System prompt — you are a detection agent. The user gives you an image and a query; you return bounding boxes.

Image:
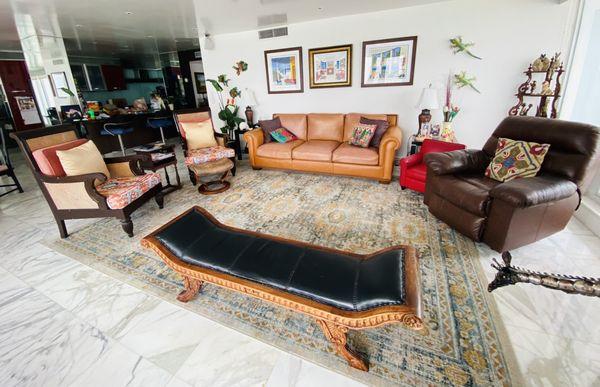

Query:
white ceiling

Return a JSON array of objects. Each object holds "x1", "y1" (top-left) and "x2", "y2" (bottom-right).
[{"x1": 0, "y1": 0, "x2": 447, "y2": 59}]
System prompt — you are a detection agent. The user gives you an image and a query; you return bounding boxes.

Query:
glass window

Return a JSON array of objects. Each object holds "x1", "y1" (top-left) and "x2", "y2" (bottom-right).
[
  {"x1": 70, "y1": 64, "x2": 89, "y2": 91},
  {"x1": 85, "y1": 65, "x2": 105, "y2": 90}
]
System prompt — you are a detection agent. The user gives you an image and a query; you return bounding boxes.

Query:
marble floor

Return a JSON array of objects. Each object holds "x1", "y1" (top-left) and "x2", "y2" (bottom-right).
[{"x1": 0, "y1": 148, "x2": 599, "y2": 387}]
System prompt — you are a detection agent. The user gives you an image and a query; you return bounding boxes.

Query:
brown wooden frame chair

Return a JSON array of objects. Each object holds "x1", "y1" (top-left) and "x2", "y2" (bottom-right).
[
  {"x1": 173, "y1": 110, "x2": 236, "y2": 185},
  {"x1": 11, "y1": 124, "x2": 164, "y2": 238},
  {"x1": 0, "y1": 126, "x2": 23, "y2": 197}
]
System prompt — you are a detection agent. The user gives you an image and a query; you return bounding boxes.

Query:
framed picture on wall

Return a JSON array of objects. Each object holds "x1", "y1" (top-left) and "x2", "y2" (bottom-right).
[
  {"x1": 308, "y1": 44, "x2": 352, "y2": 88},
  {"x1": 264, "y1": 47, "x2": 304, "y2": 94},
  {"x1": 361, "y1": 36, "x2": 417, "y2": 87}
]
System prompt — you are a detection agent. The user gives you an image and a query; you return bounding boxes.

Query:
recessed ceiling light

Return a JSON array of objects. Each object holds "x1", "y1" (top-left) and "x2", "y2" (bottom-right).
[
  {"x1": 146, "y1": 35, "x2": 153, "y2": 38},
  {"x1": 125, "y1": 11, "x2": 133, "y2": 15},
  {"x1": 92, "y1": 41, "x2": 98, "y2": 44},
  {"x1": 75, "y1": 24, "x2": 83, "y2": 28},
  {"x1": 317, "y1": 7, "x2": 323, "y2": 11},
  {"x1": 174, "y1": 39, "x2": 179, "y2": 42}
]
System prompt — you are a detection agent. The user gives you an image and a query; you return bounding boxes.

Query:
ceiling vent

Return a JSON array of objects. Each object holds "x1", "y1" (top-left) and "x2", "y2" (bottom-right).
[{"x1": 258, "y1": 26, "x2": 288, "y2": 39}]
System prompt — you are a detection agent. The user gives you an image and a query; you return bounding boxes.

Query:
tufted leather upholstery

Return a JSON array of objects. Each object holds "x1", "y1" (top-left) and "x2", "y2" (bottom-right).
[
  {"x1": 425, "y1": 116, "x2": 599, "y2": 252},
  {"x1": 154, "y1": 208, "x2": 407, "y2": 312}
]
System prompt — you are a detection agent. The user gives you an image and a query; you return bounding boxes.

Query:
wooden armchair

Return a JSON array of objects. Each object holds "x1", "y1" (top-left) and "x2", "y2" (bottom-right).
[
  {"x1": 12, "y1": 125, "x2": 164, "y2": 238},
  {"x1": 174, "y1": 110, "x2": 236, "y2": 185}
]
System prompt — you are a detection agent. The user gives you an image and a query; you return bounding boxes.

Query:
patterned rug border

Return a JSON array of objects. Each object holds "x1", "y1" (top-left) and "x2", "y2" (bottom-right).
[{"x1": 44, "y1": 228, "x2": 523, "y2": 386}]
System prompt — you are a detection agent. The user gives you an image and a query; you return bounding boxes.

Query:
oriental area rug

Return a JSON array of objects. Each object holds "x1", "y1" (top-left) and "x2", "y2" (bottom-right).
[{"x1": 47, "y1": 163, "x2": 520, "y2": 386}]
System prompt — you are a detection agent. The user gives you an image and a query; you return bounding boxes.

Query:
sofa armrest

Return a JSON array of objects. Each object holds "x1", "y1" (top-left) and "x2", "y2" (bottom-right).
[
  {"x1": 400, "y1": 153, "x2": 423, "y2": 169},
  {"x1": 38, "y1": 172, "x2": 109, "y2": 210},
  {"x1": 489, "y1": 175, "x2": 578, "y2": 208},
  {"x1": 243, "y1": 128, "x2": 264, "y2": 165},
  {"x1": 378, "y1": 126, "x2": 402, "y2": 154},
  {"x1": 424, "y1": 149, "x2": 489, "y2": 176},
  {"x1": 104, "y1": 155, "x2": 146, "y2": 176}
]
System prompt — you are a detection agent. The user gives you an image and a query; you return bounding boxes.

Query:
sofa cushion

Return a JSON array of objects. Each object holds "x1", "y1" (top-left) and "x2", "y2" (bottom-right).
[
  {"x1": 332, "y1": 143, "x2": 379, "y2": 166},
  {"x1": 258, "y1": 117, "x2": 282, "y2": 144},
  {"x1": 349, "y1": 123, "x2": 377, "y2": 147},
  {"x1": 344, "y1": 113, "x2": 388, "y2": 141},
  {"x1": 292, "y1": 140, "x2": 340, "y2": 162},
  {"x1": 307, "y1": 114, "x2": 344, "y2": 141},
  {"x1": 55, "y1": 140, "x2": 111, "y2": 186},
  {"x1": 180, "y1": 121, "x2": 218, "y2": 150},
  {"x1": 32, "y1": 138, "x2": 88, "y2": 177},
  {"x1": 96, "y1": 173, "x2": 161, "y2": 209},
  {"x1": 185, "y1": 146, "x2": 235, "y2": 165},
  {"x1": 360, "y1": 116, "x2": 390, "y2": 147},
  {"x1": 257, "y1": 140, "x2": 304, "y2": 159},
  {"x1": 428, "y1": 173, "x2": 499, "y2": 216},
  {"x1": 274, "y1": 114, "x2": 307, "y2": 140},
  {"x1": 270, "y1": 127, "x2": 298, "y2": 143},
  {"x1": 485, "y1": 137, "x2": 550, "y2": 182}
]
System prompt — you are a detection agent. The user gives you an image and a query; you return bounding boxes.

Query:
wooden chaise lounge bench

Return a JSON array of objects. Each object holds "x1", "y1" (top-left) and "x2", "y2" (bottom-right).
[{"x1": 141, "y1": 207, "x2": 423, "y2": 371}]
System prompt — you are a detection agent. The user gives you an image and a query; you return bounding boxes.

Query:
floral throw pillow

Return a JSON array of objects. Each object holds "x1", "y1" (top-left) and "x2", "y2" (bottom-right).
[
  {"x1": 485, "y1": 137, "x2": 550, "y2": 182},
  {"x1": 349, "y1": 124, "x2": 377, "y2": 148},
  {"x1": 270, "y1": 128, "x2": 298, "y2": 143}
]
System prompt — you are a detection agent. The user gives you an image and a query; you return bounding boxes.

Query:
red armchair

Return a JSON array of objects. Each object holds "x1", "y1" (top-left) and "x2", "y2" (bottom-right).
[{"x1": 400, "y1": 139, "x2": 465, "y2": 193}]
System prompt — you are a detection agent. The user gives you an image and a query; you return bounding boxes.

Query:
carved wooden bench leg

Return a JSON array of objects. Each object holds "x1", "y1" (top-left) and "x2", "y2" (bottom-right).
[
  {"x1": 177, "y1": 276, "x2": 204, "y2": 302},
  {"x1": 316, "y1": 319, "x2": 368, "y2": 372}
]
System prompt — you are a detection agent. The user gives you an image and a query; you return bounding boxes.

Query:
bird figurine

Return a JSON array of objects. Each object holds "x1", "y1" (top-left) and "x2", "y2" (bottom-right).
[
  {"x1": 449, "y1": 36, "x2": 482, "y2": 60},
  {"x1": 232, "y1": 60, "x2": 248, "y2": 76},
  {"x1": 454, "y1": 71, "x2": 481, "y2": 93}
]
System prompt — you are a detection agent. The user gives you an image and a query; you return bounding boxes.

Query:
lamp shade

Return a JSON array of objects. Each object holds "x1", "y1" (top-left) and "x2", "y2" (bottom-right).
[
  {"x1": 243, "y1": 88, "x2": 257, "y2": 106},
  {"x1": 416, "y1": 87, "x2": 440, "y2": 110}
]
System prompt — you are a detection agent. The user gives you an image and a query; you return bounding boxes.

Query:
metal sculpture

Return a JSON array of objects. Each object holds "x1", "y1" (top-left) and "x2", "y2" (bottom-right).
[{"x1": 488, "y1": 252, "x2": 600, "y2": 297}]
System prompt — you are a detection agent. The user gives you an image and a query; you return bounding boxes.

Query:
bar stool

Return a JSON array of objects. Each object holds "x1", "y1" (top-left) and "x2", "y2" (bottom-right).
[
  {"x1": 147, "y1": 117, "x2": 174, "y2": 144},
  {"x1": 0, "y1": 125, "x2": 23, "y2": 197},
  {"x1": 101, "y1": 122, "x2": 134, "y2": 156}
]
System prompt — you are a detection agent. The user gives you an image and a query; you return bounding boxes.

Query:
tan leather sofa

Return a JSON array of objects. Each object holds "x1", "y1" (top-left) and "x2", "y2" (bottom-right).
[{"x1": 244, "y1": 113, "x2": 402, "y2": 183}]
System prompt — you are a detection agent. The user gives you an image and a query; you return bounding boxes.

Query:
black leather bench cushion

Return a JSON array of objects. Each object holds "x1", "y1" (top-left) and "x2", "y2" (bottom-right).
[{"x1": 155, "y1": 209, "x2": 406, "y2": 312}]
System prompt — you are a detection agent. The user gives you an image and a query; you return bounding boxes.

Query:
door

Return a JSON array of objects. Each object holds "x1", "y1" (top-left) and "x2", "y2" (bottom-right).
[{"x1": 0, "y1": 60, "x2": 43, "y2": 131}]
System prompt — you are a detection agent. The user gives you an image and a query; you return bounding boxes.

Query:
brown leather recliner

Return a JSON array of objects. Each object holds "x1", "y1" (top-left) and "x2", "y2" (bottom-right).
[{"x1": 424, "y1": 116, "x2": 599, "y2": 252}]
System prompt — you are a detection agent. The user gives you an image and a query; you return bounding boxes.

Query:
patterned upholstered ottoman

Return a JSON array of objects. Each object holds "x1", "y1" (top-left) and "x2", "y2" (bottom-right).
[{"x1": 188, "y1": 158, "x2": 234, "y2": 194}]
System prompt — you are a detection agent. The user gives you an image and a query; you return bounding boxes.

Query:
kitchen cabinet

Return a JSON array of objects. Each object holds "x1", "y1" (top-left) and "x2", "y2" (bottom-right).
[
  {"x1": 85, "y1": 65, "x2": 105, "y2": 91},
  {"x1": 101, "y1": 65, "x2": 126, "y2": 90}
]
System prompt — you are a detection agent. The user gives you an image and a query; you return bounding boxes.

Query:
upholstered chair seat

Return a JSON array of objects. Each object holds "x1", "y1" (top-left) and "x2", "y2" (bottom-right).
[
  {"x1": 184, "y1": 146, "x2": 235, "y2": 166},
  {"x1": 97, "y1": 173, "x2": 162, "y2": 209}
]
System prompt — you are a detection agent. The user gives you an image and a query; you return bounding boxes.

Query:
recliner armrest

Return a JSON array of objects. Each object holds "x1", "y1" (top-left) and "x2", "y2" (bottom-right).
[
  {"x1": 424, "y1": 149, "x2": 489, "y2": 175},
  {"x1": 400, "y1": 153, "x2": 423, "y2": 169},
  {"x1": 489, "y1": 175, "x2": 578, "y2": 208}
]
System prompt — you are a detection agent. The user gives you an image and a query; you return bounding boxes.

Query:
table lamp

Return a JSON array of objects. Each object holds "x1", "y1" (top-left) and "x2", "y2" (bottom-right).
[
  {"x1": 243, "y1": 89, "x2": 257, "y2": 128},
  {"x1": 416, "y1": 85, "x2": 439, "y2": 136}
]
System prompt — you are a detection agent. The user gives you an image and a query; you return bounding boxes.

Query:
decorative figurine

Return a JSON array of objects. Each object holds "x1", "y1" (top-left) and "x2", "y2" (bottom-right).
[
  {"x1": 532, "y1": 54, "x2": 551, "y2": 71},
  {"x1": 540, "y1": 81, "x2": 553, "y2": 96},
  {"x1": 454, "y1": 71, "x2": 481, "y2": 93},
  {"x1": 232, "y1": 60, "x2": 248, "y2": 76},
  {"x1": 519, "y1": 103, "x2": 533, "y2": 116},
  {"x1": 449, "y1": 36, "x2": 482, "y2": 60},
  {"x1": 529, "y1": 80, "x2": 537, "y2": 94},
  {"x1": 549, "y1": 52, "x2": 561, "y2": 73}
]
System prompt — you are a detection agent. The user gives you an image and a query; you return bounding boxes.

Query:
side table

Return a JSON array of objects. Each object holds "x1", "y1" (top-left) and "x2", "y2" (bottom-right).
[
  {"x1": 134, "y1": 143, "x2": 181, "y2": 195},
  {"x1": 233, "y1": 128, "x2": 250, "y2": 160}
]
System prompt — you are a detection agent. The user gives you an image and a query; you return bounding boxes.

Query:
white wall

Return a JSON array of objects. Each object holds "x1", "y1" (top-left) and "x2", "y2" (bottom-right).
[{"x1": 199, "y1": 0, "x2": 578, "y2": 151}]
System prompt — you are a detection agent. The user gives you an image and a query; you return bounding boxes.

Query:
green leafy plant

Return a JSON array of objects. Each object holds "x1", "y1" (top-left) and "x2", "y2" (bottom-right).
[
  {"x1": 207, "y1": 74, "x2": 245, "y2": 135},
  {"x1": 60, "y1": 87, "x2": 75, "y2": 97}
]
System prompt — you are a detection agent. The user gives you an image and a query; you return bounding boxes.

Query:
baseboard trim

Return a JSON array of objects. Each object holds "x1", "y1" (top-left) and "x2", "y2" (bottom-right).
[{"x1": 575, "y1": 196, "x2": 600, "y2": 237}]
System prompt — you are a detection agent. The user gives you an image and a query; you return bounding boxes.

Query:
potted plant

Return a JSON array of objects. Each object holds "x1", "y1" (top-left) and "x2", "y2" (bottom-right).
[{"x1": 207, "y1": 74, "x2": 245, "y2": 140}]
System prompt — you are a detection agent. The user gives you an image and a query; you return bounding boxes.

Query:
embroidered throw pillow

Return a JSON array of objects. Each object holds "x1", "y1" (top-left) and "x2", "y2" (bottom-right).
[
  {"x1": 485, "y1": 137, "x2": 550, "y2": 182},
  {"x1": 258, "y1": 117, "x2": 283, "y2": 143},
  {"x1": 349, "y1": 124, "x2": 377, "y2": 148},
  {"x1": 270, "y1": 128, "x2": 298, "y2": 143},
  {"x1": 360, "y1": 117, "x2": 389, "y2": 147}
]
